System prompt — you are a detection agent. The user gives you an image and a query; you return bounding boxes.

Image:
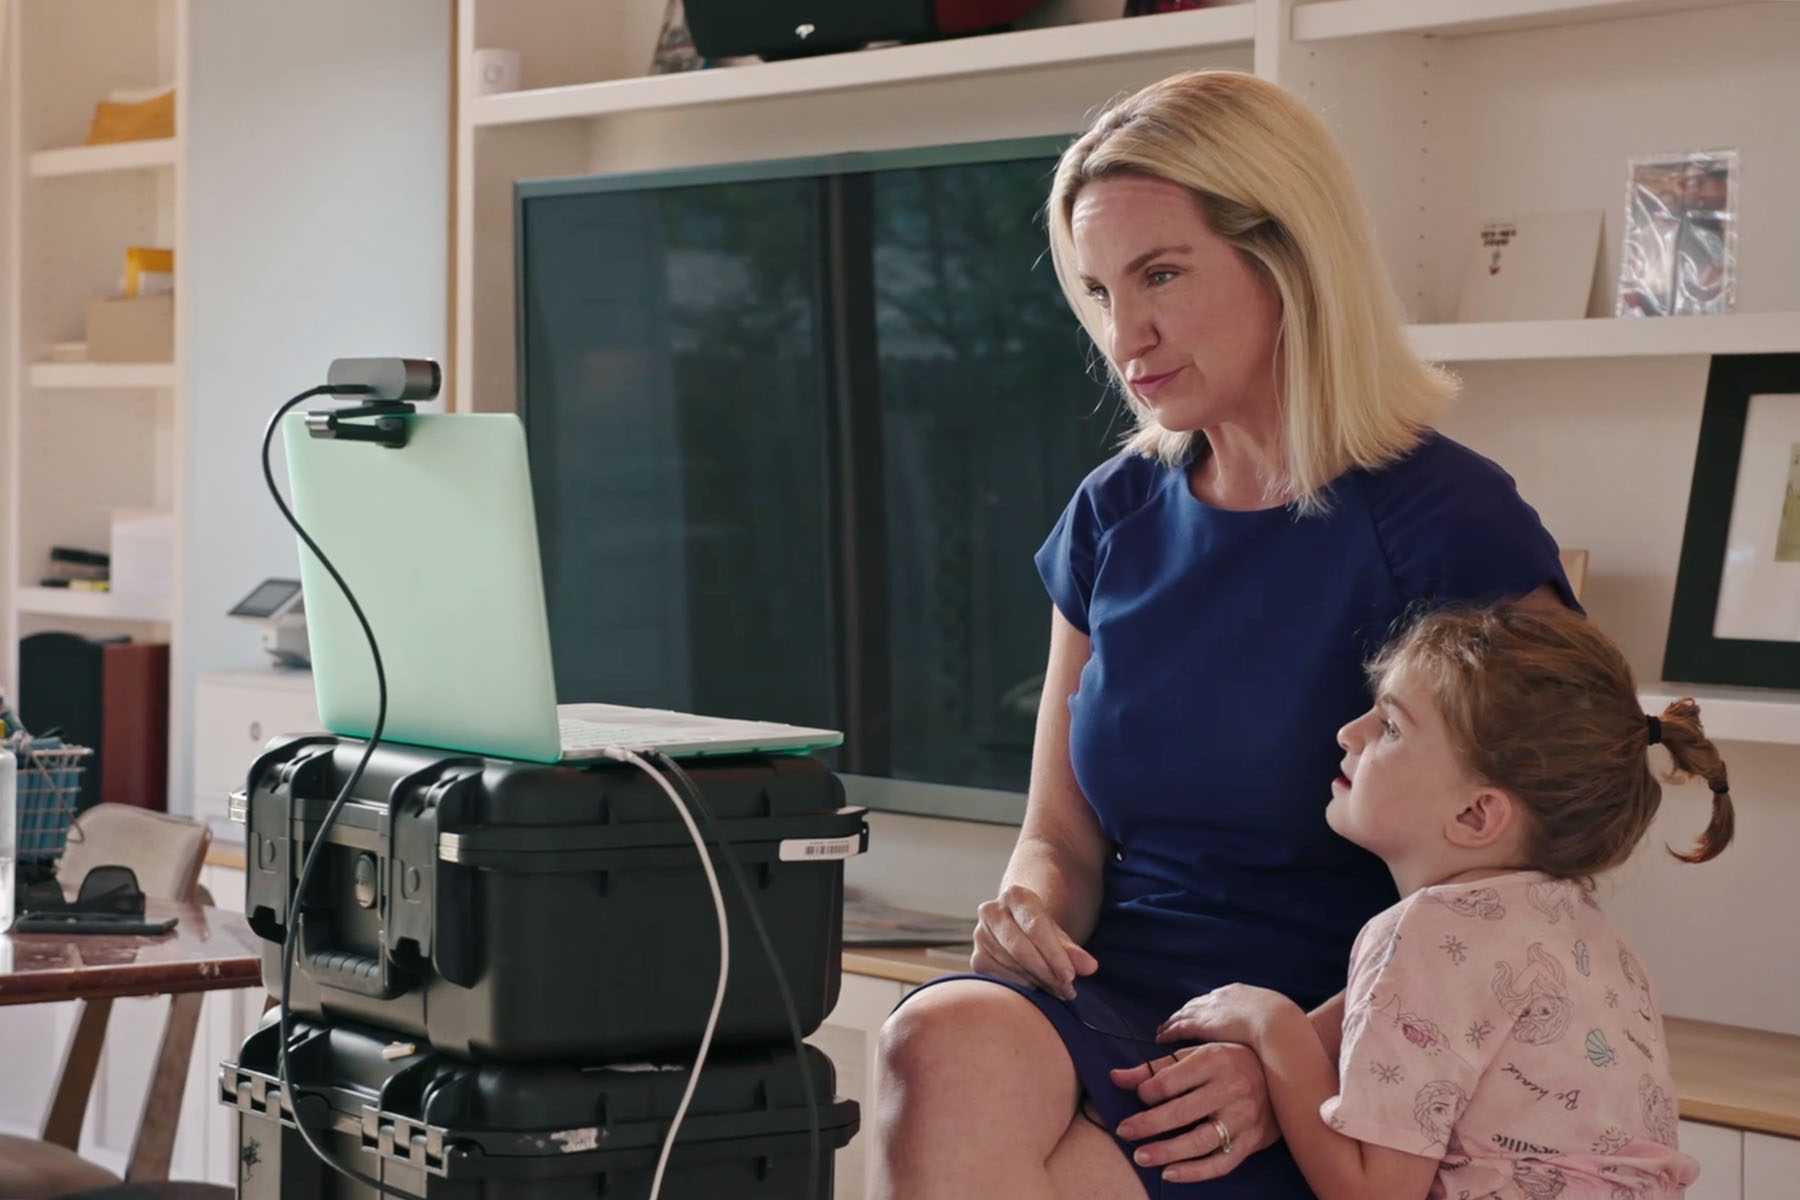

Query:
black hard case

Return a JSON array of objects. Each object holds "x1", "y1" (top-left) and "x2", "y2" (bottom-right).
[
  {"x1": 220, "y1": 1014, "x2": 858, "y2": 1199},
  {"x1": 240, "y1": 737, "x2": 865, "y2": 1061}
]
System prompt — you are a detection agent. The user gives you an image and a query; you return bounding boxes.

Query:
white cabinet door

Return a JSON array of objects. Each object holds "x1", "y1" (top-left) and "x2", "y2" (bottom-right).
[
  {"x1": 1744, "y1": 1131, "x2": 1800, "y2": 1200},
  {"x1": 811, "y1": 973, "x2": 907, "y2": 1200},
  {"x1": 1682, "y1": 1120, "x2": 1745, "y2": 1200},
  {"x1": 192, "y1": 674, "x2": 321, "y2": 825}
]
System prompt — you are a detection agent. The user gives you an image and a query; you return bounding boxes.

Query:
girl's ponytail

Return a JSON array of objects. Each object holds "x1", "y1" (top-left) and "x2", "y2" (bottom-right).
[{"x1": 1653, "y1": 698, "x2": 1735, "y2": 864}]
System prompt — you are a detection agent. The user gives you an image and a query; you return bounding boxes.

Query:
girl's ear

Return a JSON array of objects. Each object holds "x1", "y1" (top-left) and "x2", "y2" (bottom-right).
[{"x1": 1447, "y1": 787, "x2": 1519, "y2": 851}]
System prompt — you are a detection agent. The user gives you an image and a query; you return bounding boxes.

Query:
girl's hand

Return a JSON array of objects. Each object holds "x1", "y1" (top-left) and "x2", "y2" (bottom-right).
[
  {"x1": 1156, "y1": 984, "x2": 1302, "y2": 1049},
  {"x1": 1110, "y1": 1042, "x2": 1277, "y2": 1183},
  {"x1": 970, "y1": 884, "x2": 1099, "y2": 1001}
]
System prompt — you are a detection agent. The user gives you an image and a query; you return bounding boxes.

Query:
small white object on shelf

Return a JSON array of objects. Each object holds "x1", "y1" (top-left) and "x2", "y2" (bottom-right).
[
  {"x1": 1638, "y1": 683, "x2": 1800, "y2": 747},
  {"x1": 108, "y1": 508, "x2": 176, "y2": 599},
  {"x1": 1455, "y1": 211, "x2": 1603, "y2": 324},
  {"x1": 28, "y1": 137, "x2": 179, "y2": 178}
]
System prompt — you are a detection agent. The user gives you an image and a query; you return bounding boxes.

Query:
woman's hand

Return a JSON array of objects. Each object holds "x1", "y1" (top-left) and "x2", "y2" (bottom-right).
[
  {"x1": 970, "y1": 883, "x2": 1099, "y2": 1001},
  {"x1": 1157, "y1": 983, "x2": 1303, "y2": 1049},
  {"x1": 1109, "y1": 1041, "x2": 1277, "y2": 1184}
]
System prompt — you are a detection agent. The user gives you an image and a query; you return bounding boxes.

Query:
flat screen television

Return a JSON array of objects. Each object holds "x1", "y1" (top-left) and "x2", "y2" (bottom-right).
[{"x1": 515, "y1": 137, "x2": 1123, "y2": 823}]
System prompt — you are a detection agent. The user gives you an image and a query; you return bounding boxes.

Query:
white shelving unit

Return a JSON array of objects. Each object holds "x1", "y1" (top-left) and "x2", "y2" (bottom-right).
[
  {"x1": 28, "y1": 361, "x2": 177, "y2": 389},
  {"x1": 456, "y1": 0, "x2": 1800, "y2": 415},
  {"x1": 1408, "y1": 312, "x2": 1800, "y2": 362},
  {"x1": 471, "y1": 5, "x2": 1255, "y2": 128},
  {"x1": 13, "y1": 584, "x2": 172, "y2": 623},
  {"x1": 2, "y1": 0, "x2": 185, "y2": 693},
  {"x1": 1291, "y1": 0, "x2": 1750, "y2": 41},
  {"x1": 28, "y1": 135, "x2": 178, "y2": 178}
]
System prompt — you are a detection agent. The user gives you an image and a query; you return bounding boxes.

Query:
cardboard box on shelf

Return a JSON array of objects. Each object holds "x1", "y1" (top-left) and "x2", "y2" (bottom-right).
[
  {"x1": 85, "y1": 292, "x2": 172, "y2": 363},
  {"x1": 84, "y1": 87, "x2": 176, "y2": 145}
]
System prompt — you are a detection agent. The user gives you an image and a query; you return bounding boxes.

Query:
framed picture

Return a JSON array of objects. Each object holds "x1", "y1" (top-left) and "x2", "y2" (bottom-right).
[
  {"x1": 1616, "y1": 149, "x2": 1738, "y2": 318},
  {"x1": 1664, "y1": 353, "x2": 1800, "y2": 689}
]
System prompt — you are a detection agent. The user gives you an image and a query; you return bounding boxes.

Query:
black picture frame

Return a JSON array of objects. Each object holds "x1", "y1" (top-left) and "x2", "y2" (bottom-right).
[{"x1": 1663, "y1": 352, "x2": 1800, "y2": 689}]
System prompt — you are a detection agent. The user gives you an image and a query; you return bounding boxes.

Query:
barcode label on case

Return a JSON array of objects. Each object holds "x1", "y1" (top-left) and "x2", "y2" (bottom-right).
[{"x1": 778, "y1": 835, "x2": 861, "y2": 862}]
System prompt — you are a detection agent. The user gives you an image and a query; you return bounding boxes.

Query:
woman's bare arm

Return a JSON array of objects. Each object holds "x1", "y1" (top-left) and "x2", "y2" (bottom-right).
[
  {"x1": 970, "y1": 607, "x2": 1112, "y2": 997},
  {"x1": 1002, "y1": 606, "x2": 1110, "y2": 942}
]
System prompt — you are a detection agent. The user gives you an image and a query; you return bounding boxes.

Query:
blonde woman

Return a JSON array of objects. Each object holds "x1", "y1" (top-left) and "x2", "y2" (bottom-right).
[{"x1": 873, "y1": 71, "x2": 1577, "y2": 1200}]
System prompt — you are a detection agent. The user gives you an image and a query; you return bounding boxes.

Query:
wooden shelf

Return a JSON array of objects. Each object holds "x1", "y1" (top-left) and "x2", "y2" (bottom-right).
[
  {"x1": 28, "y1": 138, "x2": 179, "y2": 178},
  {"x1": 1406, "y1": 313, "x2": 1800, "y2": 362},
  {"x1": 14, "y1": 586, "x2": 171, "y2": 623},
  {"x1": 471, "y1": 5, "x2": 1254, "y2": 128},
  {"x1": 1638, "y1": 683, "x2": 1800, "y2": 747},
  {"x1": 1292, "y1": 0, "x2": 1750, "y2": 42},
  {"x1": 29, "y1": 362, "x2": 177, "y2": 390},
  {"x1": 1666, "y1": 1016, "x2": 1800, "y2": 1139}
]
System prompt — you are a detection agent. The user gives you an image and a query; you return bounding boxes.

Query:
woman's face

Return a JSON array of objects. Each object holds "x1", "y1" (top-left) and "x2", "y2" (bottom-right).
[{"x1": 1069, "y1": 174, "x2": 1284, "y2": 433}]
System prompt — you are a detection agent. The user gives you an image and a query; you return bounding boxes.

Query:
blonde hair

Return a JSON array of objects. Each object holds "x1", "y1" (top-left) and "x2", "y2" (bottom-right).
[
  {"x1": 1370, "y1": 606, "x2": 1735, "y2": 882},
  {"x1": 1047, "y1": 70, "x2": 1455, "y2": 513}
]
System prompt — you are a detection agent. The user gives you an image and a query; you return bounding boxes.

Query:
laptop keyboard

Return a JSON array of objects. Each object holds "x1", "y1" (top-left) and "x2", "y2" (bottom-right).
[{"x1": 558, "y1": 717, "x2": 697, "y2": 752}]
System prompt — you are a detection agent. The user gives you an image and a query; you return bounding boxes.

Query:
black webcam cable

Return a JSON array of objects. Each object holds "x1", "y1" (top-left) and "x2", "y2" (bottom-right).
[{"x1": 261, "y1": 385, "x2": 416, "y2": 1199}]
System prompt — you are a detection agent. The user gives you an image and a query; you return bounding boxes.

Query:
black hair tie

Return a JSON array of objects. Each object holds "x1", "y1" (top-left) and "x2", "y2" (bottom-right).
[
  {"x1": 1645, "y1": 714, "x2": 1663, "y2": 746},
  {"x1": 1710, "y1": 777, "x2": 1730, "y2": 796}
]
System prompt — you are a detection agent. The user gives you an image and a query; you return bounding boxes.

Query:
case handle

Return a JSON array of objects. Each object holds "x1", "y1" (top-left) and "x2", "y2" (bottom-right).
[{"x1": 296, "y1": 910, "x2": 413, "y2": 1000}]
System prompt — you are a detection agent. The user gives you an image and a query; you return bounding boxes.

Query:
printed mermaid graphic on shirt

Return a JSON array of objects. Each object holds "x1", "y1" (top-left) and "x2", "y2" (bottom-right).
[{"x1": 1492, "y1": 943, "x2": 1574, "y2": 1045}]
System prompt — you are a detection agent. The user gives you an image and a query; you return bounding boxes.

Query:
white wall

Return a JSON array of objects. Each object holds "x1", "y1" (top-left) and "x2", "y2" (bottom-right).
[{"x1": 175, "y1": 0, "x2": 449, "y2": 813}]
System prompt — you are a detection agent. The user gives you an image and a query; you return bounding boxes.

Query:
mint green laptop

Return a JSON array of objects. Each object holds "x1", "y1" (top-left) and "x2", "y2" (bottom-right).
[{"x1": 283, "y1": 412, "x2": 842, "y2": 764}]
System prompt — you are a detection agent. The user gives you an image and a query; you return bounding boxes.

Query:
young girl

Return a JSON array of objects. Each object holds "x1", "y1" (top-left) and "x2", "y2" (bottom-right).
[{"x1": 1158, "y1": 605, "x2": 1731, "y2": 1199}]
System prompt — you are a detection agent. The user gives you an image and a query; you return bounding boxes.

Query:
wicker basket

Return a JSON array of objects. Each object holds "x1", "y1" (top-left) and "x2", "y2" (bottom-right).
[{"x1": 13, "y1": 743, "x2": 94, "y2": 863}]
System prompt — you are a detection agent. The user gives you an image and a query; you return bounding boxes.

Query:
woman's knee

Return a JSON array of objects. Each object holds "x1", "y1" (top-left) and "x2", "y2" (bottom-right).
[{"x1": 878, "y1": 981, "x2": 1060, "y2": 1088}]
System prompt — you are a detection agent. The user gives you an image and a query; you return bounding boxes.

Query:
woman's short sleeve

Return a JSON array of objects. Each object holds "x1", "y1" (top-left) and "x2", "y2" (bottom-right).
[
  {"x1": 1033, "y1": 453, "x2": 1156, "y2": 636},
  {"x1": 1035, "y1": 489, "x2": 1102, "y2": 634},
  {"x1": 1366, "y1": 435, "x2": 1582, "y2": 613}
]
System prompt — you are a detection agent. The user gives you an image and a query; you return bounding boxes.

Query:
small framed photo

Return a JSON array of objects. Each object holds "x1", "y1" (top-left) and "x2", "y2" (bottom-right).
[
  {"x1": 1616, "y1": 149, "x2": 1738, "y2": 318},
  {"x1": 1664, "y1": 354, "x2": 1800, "y2": 690}
]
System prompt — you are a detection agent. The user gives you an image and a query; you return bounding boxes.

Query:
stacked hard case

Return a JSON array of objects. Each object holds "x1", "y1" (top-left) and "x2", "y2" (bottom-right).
[{"x1": 222, "y1": 735, "x2": 867, "y2": 1198}]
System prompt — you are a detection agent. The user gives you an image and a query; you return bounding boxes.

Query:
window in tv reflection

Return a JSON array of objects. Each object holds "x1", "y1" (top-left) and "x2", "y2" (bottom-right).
[{"x1": 519, "y1": 148, "x2": 1122, "y2": 795}]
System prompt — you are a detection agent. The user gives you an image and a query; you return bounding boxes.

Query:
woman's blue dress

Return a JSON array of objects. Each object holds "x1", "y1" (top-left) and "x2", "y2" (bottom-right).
[{"x1": 900, "y1": 432, "x2": 1578, "y2": 1198}]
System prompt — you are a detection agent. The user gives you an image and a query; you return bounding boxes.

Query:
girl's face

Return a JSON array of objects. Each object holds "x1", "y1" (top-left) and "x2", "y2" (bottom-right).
[
  {"x1": 1327, "y1": 659, "x2": 1483, "y2": 863},
  {"x1": 1069, "y1": 175, "x2": 1284, "y2": 433}
]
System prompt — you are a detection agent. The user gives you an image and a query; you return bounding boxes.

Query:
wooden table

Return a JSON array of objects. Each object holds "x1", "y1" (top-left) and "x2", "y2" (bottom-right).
[
  {"x1": 0, "y1": 899, "x2": 264, "y2": 1180},
  {"x1": 0, "y1": 899, "x2": 263, "y2": 1006}
]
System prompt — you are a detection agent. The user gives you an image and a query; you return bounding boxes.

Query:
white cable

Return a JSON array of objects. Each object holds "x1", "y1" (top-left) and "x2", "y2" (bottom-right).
[{"x1": 601, "y1": 746, "x2": 729, "y2": 1200}]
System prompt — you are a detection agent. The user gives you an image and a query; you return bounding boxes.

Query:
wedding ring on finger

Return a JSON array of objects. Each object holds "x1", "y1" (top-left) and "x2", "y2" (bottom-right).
[{"x1": 1212, "y1": 1117, "x2": 1232, "y2": 1156}]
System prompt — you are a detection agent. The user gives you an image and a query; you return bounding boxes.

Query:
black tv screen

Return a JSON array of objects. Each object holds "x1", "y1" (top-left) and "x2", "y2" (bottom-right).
[{"x1": 517, "y1": 139, "x2": 1122, "y2": 820}]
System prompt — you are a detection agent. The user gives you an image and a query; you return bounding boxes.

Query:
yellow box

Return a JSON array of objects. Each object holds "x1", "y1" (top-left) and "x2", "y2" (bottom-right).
[
  {"x1": 85, "y1": 293, "x2": 173, "y2": 363},
  {"x1": 85, "y1": 89, "x2": 176, "y2": 145}
]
